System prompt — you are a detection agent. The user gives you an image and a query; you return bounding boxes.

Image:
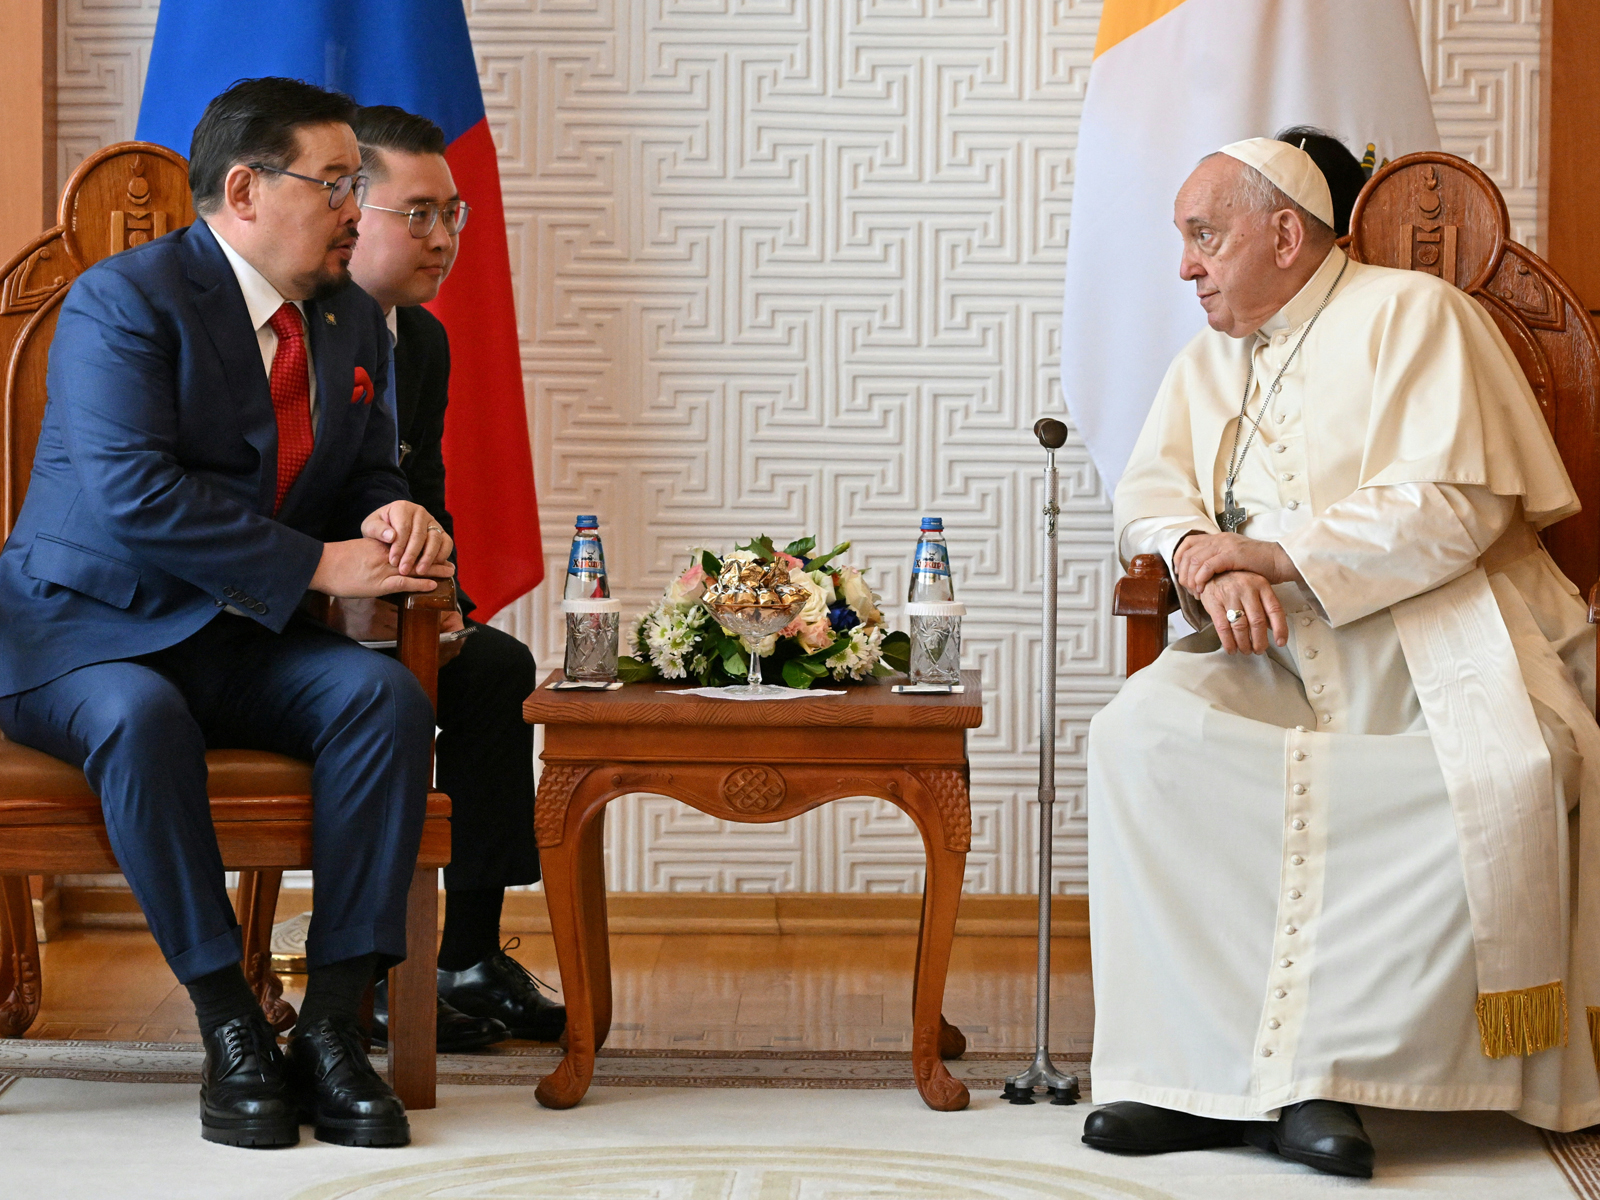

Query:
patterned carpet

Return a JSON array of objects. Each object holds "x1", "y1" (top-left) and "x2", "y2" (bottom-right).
[
  {"x1": 0, "y1": 1038, "x2": 1082, "y2": 1091},
  {"x1": 1, "y1": 1043, "x2": 1595, "y2": 1198}
]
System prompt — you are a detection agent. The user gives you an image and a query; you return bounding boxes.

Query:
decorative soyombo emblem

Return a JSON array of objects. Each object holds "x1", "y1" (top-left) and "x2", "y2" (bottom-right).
[
  {"x1": 720, "y1": 765, "x2": 785, "y2": 815},
  {"x1": 1401, "y1": 164, "x2": 1458, "y2": 284},
  {"x1": 109, "y1": 157, "x2": 170, "y2": 253}
]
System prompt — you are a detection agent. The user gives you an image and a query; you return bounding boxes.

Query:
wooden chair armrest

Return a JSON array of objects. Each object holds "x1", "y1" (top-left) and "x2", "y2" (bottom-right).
[
  {"x1": 1588, "y1": 580, "x2": 1600, "y2": 625},
  {"x1": 1113, "y1": 554, "x2": 1176, "y2": 619},
  {"x1": 1114, "y1": 554, "x2": 1177, "y2": 677},
  {"x1": 390, "y1": 579, "x2": 457, "y2": 708}
]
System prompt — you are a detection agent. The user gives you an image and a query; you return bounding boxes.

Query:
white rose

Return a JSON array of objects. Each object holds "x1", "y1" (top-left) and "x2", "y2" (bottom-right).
[
  {"x1": 789, "y1": 568, "x2": 832, "y2": 624},
  {"x1": 838, "y1": 566, "x2": 883, "y2": 626}
]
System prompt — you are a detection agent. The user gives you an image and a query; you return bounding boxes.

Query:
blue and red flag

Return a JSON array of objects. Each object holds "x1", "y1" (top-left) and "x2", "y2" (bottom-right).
[{"x1": 137, "y1": 1, "x2": 543, "y2": 617}]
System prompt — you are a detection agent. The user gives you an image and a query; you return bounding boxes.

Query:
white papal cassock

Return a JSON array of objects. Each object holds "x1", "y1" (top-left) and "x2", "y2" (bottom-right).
[{"x1": 1089, "y1": 245, "x2": 1600, "y2": 1132}]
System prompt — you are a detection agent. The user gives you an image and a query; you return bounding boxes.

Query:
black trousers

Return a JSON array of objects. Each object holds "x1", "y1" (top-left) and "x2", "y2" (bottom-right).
[{"x1": 435, "y1": 619, "x2": 539, "y2": 890}]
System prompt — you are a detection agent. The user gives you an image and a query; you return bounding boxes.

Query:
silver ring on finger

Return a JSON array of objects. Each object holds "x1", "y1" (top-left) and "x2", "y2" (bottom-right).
[
  {"x1": 427, "y1": 524, "x2": 443, "y2": 534},
  {"x1": 1226, "y1": 608, "x2": 1245, "y2": 624}
]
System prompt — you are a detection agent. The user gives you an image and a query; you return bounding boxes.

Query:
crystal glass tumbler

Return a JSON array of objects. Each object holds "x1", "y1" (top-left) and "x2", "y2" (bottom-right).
[
  {"x1": 562, "y1": 598, "x2": 622, "y2": 682},
  {"x1": 906, "y1": 600, "x2": 965, "y2": 685}
]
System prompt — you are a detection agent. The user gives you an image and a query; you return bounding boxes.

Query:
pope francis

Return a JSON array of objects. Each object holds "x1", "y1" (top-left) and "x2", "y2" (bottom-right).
[{"x1": 1081, "y1": 138, "x2": 1600, "y2": 1179}]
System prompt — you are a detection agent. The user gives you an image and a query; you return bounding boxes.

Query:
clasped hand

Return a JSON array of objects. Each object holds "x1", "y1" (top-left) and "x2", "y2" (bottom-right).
[
  {"x1": 1173, "y1": 531, "x2": 1303, "y2": 656},
  {"x1": 309, "y1": 500, "x2": 455, "y2": 598}
]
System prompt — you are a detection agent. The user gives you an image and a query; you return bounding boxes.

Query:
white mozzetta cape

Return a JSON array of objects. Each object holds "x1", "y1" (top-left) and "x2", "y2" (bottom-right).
[{"x1": 1100, "y1": 248, "x2": 1600, "y2": 1126}]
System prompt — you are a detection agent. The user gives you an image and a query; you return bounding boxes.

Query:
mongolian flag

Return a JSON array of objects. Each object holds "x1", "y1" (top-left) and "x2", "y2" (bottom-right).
[
  {"x1": 136, "y1": 1, "x2": 543, "y2": 617},
  {"x1": 1061, "y1": 0, "x2": 1440, "y2": 491}
]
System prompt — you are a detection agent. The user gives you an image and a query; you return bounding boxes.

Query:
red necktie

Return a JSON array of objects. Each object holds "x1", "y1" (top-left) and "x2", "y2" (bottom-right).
[{"x1": 267, "y1": 303, "x2": 314, "y2": 513}]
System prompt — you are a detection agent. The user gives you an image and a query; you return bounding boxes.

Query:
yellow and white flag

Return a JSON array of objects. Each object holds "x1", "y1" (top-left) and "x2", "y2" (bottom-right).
[{"x1": 1063, "y1": 0, "x2": 1439, "y2": 490}]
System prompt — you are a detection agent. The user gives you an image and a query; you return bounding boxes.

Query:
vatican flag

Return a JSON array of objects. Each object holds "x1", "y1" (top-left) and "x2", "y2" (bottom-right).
[{"x1": 1062, "y1": 0, "x2": 1440, "y2": 491}]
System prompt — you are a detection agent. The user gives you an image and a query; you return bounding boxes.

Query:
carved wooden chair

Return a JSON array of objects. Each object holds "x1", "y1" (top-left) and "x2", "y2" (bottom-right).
[
  {"x1": 1114, "y1": 151, "x2": 1600, "y2": 712},
  {"x1": 0, "y1": 143, "x2": 452, "y2": 1108}
]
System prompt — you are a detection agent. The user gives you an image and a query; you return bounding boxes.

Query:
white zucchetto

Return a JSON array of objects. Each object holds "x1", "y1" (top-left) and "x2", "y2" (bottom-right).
[{"x1": 1218, "y1": 137, "x2": 1336, "y2": 229}]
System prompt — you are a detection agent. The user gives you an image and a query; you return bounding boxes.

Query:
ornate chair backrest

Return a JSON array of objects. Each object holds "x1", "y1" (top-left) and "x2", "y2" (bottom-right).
[
  {"x1": 1347, "y1": 152, "x2": 1600, "y2": 594},
  {"x1": 0, "y1": 142, "x2": 194, "y2": 540}
]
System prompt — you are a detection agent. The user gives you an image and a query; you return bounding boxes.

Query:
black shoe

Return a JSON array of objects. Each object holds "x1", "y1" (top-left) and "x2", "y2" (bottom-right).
[
  {"x1": 285, "y1": 1015, "x2": 410, "y2": 1147},
  {"x1": 1243, "y1": 1100, "x2": 1375, "y2": 1178},
  {"x1": 1082, "y1": 1101, "x2": 1253, "y2": 1155},
  {"x1": 437, "y1": 939, "x2": 566, "y2": 1042},
  {"x1": 199, "y1": 1013, "x2": 299, "y2": 1149},
  {"x1": 370, "y1": 978, "x2": 509, "y2": 1053}
]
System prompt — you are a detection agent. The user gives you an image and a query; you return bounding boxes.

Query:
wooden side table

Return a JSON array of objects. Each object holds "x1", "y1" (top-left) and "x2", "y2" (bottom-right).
[{"x1": 522, "y1": 670, "x2": 983, "y2": 1112}]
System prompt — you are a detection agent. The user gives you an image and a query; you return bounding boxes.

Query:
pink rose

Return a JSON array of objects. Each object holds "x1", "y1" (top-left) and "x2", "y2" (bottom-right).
[
  {"x1": 796, "y1": 619, "x2": 834, "y2": 650},
  {"x1": 775, "y1": 552, "x2": 804, "y2": 570},
  {"x1": 779, "y1": 616, "x2": 805, "y2": 638}
]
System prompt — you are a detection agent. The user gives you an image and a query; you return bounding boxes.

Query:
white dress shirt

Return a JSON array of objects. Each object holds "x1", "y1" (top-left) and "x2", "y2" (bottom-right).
[{"x1": 207, "y1": 221, "x2": 319, "y2": 431}]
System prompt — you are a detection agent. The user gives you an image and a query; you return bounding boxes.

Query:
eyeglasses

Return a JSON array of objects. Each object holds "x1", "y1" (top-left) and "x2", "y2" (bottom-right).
[
  {"x1": 248, "y1": 163, "x2": 369, "y2": 208},
  {"x1": 361, "y1": 200, "x2": 471, "y2": 238}
]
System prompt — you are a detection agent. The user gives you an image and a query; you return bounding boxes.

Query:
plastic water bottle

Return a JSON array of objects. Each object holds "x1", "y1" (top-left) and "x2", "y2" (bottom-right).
[
  {"x1": 564, "y1": 515, "x2": 610, "y2": 600},
  {"x1": 907, "y1": 517, "x2": 954, "y2": 602}
]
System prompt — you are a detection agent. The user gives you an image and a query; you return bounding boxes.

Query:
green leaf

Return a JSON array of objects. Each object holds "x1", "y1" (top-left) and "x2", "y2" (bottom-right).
[
  {"x1": 722, "y1": 644, "x2": 750, "y2": 677},
  {"x1": 699, "y1": 549, "x2": 722, "y2": 578},
  {"x1": 735, "y1": 535, "x2": 777, "y2": 561},
  {"x1": 880, "y1": 630, "x2": 911, "y2": 675},
  {"x1": 782, "y1": 536, "x2": 817, "y2": 558},
  {"x1": 616, "y1": 655, "x2": 659, "y2": 683},
  {"x1": 871, "y1": 662, "x2": 895, "y2": 677},
  {"x1": 804, "y1": 540, "x2": 851, "y2": 572},
  {"x1": 781, "y1": 660, "x2": 816, "y2": 689}
]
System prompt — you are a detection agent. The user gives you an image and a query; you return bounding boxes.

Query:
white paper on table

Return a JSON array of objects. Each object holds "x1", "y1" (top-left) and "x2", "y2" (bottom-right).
[{"x1": 669, "y1": 686, "x2": 847, "y2": 701}]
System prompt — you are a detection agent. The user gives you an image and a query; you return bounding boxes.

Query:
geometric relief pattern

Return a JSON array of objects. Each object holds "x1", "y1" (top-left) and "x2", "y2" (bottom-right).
[{"x1": 56, "y1": 0, "x2": 1544, "y2": 894}]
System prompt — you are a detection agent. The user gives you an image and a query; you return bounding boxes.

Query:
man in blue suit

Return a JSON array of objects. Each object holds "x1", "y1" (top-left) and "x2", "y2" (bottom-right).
[{"x1": 0, "y1": 78, "x2": 452, "y2": 1150}]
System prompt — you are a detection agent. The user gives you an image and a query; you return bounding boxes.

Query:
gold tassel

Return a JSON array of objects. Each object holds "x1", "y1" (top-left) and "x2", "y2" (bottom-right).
[
  {"x1": 1475, "y1": 981, "x2": 1568, "y2": 1058},
  {"x1": 1588, "y1": 1007, "x2": 1599, "y2": 1071}
]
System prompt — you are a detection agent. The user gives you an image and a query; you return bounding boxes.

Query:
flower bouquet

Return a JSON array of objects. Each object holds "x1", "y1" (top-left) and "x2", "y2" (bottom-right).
[{"x1": 619, "y1": 535, "x2": 911, "y2": 689}]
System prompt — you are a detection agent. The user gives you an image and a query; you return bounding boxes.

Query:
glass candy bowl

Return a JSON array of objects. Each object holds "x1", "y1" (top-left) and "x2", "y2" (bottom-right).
[{"x1": 705, "y1": 597, "x2": 806, "y2": 697}]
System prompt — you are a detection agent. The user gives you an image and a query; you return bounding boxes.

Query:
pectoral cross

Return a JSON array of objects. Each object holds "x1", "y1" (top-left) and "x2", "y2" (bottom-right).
[{"x1": 1218, "y1": 488, "x2": 1247, "y2": 533}]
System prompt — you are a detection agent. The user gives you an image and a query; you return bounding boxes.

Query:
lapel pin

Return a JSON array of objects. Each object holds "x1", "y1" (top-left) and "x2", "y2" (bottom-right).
[{"x1": 324, "y1": 312, "x2": 337, "y2": 326}]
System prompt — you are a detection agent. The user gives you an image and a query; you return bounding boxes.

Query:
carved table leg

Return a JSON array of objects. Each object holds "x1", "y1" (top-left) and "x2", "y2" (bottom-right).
[
  {"x1": 388, "y1": 863, "x2": 438, "y2": 1110},
  {"x1": 905, "y1": 770, "x2": 971, "y2": 1112},
  {"x1": 236, "y1": 869, "x2": 296, "y2": 1032},
  {"x1": 0, "y1": 875, "x2": 42, "y2": 1038},
  {"x1": 577, "y1": 811, "x2": 614, "y2": 1050},
  {"x1": 909, "y1": 872, "x2": 967, "y2": 1063},
  {"x1": 535, "y1": 799, "x2": 602, "y2": 1110}
]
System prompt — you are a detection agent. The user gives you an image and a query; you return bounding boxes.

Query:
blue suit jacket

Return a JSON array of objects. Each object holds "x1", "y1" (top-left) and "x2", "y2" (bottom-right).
[{"x1": 0, "y1": 220, "x2": 409, "y2": 697}]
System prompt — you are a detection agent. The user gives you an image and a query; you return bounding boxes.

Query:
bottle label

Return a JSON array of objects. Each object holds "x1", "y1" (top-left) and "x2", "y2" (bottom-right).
[
  {"x1": 568, "y1": 541, "x2": 604, "y2": 576},
  {"x1": 912, "y1": 540, "x2": 950, "y2": 577}
]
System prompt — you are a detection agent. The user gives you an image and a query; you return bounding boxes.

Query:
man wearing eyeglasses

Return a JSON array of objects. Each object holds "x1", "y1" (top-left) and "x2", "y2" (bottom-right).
[
  {"x1": 346, "y1": 105, "x2": 565, "y2": 1054},
  {"x1": 0, "y1": 78, "x2": 447, "y2": 1149}
]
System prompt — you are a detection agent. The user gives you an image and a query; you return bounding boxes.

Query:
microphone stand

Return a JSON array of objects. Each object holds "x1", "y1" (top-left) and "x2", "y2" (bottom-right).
[{"x1": 1001, "y1": 418, "x2": 1080, "y2": 1106}]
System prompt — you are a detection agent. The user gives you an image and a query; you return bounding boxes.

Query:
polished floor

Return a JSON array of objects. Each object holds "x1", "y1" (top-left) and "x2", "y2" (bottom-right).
[{"x1": 26, "y1": 926, "x2": 1094, "y2": 1054}]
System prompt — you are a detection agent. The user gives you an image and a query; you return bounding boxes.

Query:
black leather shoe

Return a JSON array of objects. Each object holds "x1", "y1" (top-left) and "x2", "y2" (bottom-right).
[
  {"x1": 370, "y1": 978, "x2": 509, "y2": 1053},
  {"x1": 1082, "y1": 1101, "x2": 1252, "y2": 1154},
  {"x1": 1243, "y1": 1100, "x2": 1375, "y2": 1178},
  {"x1": 285, "y1": 1015, "x2": 410, "y2": 1147},
  {"x1": 199, "y1": 1014, "x2": 298, "y2": 1148},
  {"x1": 437, "y1": 939, "x2": 566, "y2": 1041}
]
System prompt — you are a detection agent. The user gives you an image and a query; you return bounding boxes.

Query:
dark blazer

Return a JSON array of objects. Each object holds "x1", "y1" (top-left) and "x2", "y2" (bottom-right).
[
  {"x1": 0, "y1": 219, "x2": 408, "y2": 697},
  {"x1": 393, "y1": 303, "x2": 473, "y2": 617}
]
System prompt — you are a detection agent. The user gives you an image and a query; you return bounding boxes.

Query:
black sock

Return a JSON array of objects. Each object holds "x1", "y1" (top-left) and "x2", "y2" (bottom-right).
[
  {"x1": 185, "y1": 963, "x2": 261, "y2": 1038},
  {"x1": 437, "y1": 887, "x2": 505, "y2": 971},
  {"x1": 295, "y1": 953, "x2": 381, "y2": 1032}
]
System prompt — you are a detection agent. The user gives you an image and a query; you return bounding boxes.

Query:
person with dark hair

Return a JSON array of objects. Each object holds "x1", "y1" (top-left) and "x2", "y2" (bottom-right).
[
  {"x1": 0, "y1": 77, "x2": 451, "y2": 1150},
  {"x1": 1274, "y1": 125, "x2": 1369, "y2": 238},
  {"x1": 346, "y1": 103, "x2": 565, "y2": 1050}
]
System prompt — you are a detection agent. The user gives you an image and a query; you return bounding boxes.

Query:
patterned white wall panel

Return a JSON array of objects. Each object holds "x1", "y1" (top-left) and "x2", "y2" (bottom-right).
[{"x1": 55, "y1": 0, "x2": 1544, "y2": 895}]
